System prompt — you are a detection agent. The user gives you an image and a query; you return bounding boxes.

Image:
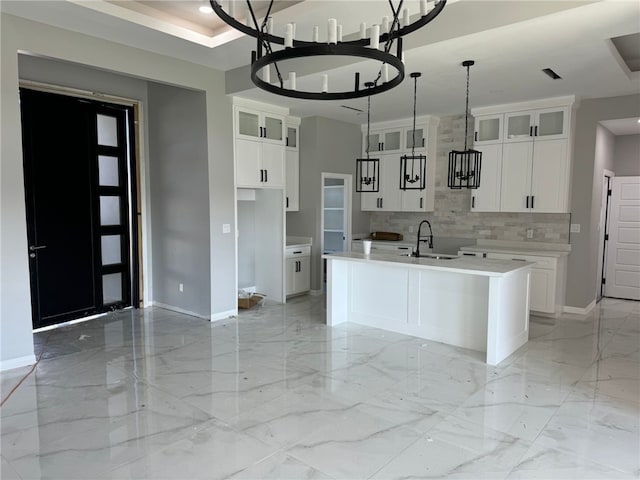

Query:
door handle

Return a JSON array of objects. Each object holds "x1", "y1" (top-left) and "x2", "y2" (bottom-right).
[
  {"x1": 529, "y1": 126, "x2": 533, "y2": 137},
  {"x1": 531, "y1": 195, "x2": 535, "y2": 209},
  {"x1": 534, "y1": 126, "x2": 538, "y2": 136},
  {"x1": 380, "y1": 198, "x2": 383, "y2": 209},
  {"x1": 526, "y1": 196, "x2": 530, "y2": 208},
  {"x1": 420, "y1": 197, "x2": 423, "y2": 209},
  {"x1": 29, "y1": 245, "x2": 47, "y2": 251},
  {"x1": 260, "y1": 169, "x2": 264, "y2": 182},
  {"x1": 474, "y1": 131, "x2": 478, "y2": 142},
  {"x1": 264, "y1": 169, "x2": 268, "y2": 183},
  {"x1": 286, "y1": 197, "x2": 289, "y2": 208},
  {"x1": 472, "y1": 196, "x2": 475, "y2": 208}
]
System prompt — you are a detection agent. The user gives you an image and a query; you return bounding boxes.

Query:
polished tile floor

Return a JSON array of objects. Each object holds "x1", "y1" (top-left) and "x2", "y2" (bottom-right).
[{"x1": 1, "y1": 296, "x2": 638, "y2": 479}]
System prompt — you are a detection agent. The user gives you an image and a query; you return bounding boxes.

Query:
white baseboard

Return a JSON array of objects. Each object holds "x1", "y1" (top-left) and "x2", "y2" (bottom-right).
[
  {"x1": 0, "y1": 354, "x2": 37, "y2": 372},
  {"x1": 310, "y1": 289, "x2": 324, "y2": 296},
  {"x1": 210, "y1": 309, "x2": 237, "y2": 322},
  {"x1": 152, "y1": 302, "x2": 210, "y2": 320},
  {"x1": 564, "y1": 300, "x2": 596, "y2": 316}
]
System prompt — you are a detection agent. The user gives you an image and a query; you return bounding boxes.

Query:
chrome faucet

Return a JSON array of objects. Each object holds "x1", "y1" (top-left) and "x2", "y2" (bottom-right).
[{"x1": 414, "y1": 220, "x2": 434, "y2": 257}]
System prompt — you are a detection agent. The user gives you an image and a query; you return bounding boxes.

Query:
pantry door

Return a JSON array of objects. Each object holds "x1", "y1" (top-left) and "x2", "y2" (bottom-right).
[
  {"x1": 20, "y1": 88, "x2": 137, "y2": 329},
  {"x1": 604, "y1": 176, "x2": 640, "y2": 300}
]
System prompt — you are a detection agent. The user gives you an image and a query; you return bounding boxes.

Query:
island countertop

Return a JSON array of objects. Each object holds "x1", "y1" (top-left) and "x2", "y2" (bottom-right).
[{"x1": 323, "y1": 251, "x2": 533, "y2": 277}]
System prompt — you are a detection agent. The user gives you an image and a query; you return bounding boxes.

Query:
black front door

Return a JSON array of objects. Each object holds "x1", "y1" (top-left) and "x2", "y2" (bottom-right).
[{"x1": 20, "y1": 88, "x2": 137, "y2": 329}]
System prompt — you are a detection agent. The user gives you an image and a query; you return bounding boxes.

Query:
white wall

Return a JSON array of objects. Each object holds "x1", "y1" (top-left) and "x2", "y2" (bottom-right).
[
  {"x1": 615, "y1": 134, "x2": 640, "y2": 176},
  {"x1": 0, "y1": 13, "x2": 235, "y2": 370}
]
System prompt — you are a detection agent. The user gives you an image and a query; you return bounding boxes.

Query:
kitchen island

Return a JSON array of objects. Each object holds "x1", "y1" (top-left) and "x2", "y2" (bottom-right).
[{"x1": 323, "y1": 252, "x2": 533, "y2": 365}]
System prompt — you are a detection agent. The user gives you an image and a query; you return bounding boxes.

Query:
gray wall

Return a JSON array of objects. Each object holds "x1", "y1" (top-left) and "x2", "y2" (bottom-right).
[
  {"x1": 148, "y1": 83, "x2": 211, "y2": 317},
  {"x1": 1, "y1": 13, "x2": 234, "y2": 369},
  {"x1": 237, "y1": 200, "x2": 256, "y2": 289},
  {"x1": 287, "y1": 116, "x2": 369, "y2": 290},
  {"x1": 566, "y1": 94, "x2": 640, "y2": 309},
  {"x1": 614, "y1": 134, "x2": 640, "y2": 176}
]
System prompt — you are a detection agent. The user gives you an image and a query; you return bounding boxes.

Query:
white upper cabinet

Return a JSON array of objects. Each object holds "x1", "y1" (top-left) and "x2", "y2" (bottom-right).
[
  {"x1": 474, "y1": 114, "x2": 503, "y2": 145},
  {"x1": 470, "y1": 143, "x2": 502, "y2": 212},
  {"x1": 504, "y1": 106, "x2": 569, "y2": 143},
  {"x1": 360, "y1": 116, "x2": 439, "y2": 213},
  {"x1": 235, "y1": 106, "x2": 284, "y2": 144},
  {"x1": 286, "y1": 124, "x2": 298, "y2": 150},
  {"x1": 285, "y1": 117, "x2": 301, "y2": 211},
  {"x1": 472, "y1": 96, "x2": 576, "y2": 214}
]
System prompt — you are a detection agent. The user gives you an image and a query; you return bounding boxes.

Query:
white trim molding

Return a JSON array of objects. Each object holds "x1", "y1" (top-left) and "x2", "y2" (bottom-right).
[
  {"x1": 564, "y1": 300, "x2": 596, "y2": 316},
  {"x1": 211, "y1": 309, "x2": 237, "y2": 322},
  {"x1": 151, "y1": 302, "x2": 210, "y2": 320},
  {"x1": 0, "y1": 354, "x2": 37, "y2": 372}
]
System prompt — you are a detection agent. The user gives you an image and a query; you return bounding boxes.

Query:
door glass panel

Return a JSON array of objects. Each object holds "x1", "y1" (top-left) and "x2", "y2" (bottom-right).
[
  {"x1": 406, "y1": 128, "x2": 424, "y2": 149},
  {"x1": 98, "y1": 155, "x2": 119, "y2": 187},
  {"x1": 100, "y1": 196, "x2": 120, "y2": 226},
  {"x1": 264, "y1": 116, "x2": 283, "y2": 141},
  {"x1": 478, "y1": 118, "x2": 500, "y2": 142},
  {"x1": 538, "y1": 111, "x2": 564, "y2": 137},
  {"x1": 507, "y1": 114, "x2": 531, "y2": 139},
  {"x1": 366, "y1": 134, "x2": 381, "y2": 152},
  {"x1": 238, "y1": 111, "x2": 260, "y2": 137},
  {"x1": 287, "y1": 127, "x2": 297, "y2": 147},
  {"x1": 384, "y1": 131, "x2": 401, "y2": 150},
  {"x1": 103, "y1": 273, "x2": 122, "y2": 304},
  {"x1": 101, "y1": 235, "x2": 121, "y2": 265},
  {"x1": 97, "y1": 114, "x2": 118, "y2": 147}
]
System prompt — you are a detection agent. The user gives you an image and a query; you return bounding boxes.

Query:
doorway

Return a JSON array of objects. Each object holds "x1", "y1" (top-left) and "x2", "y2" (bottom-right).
[
  {"x1": 321, "y1": 173, "x2": 352, "y2": 286},
  {"x1": 20, "y1": 88, "x2": 139, "y2": 329},
  {"x1": 596, "y1": 170, "x2": 614, "y2": 301}
]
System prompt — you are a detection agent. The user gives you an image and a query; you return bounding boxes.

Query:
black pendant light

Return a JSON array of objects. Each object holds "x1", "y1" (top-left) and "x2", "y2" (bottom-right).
[
  {"x1": 210, "y1": 0, "x2": 447, "y2": 100},
  {"x1": 356, "y1": 83, "x2": 380, "y2": 193},
  {"x1": 448, "y1": 60, "x2": 482, "y2": 189},
  {"x1": 400, "y1": 72, "x2": 426, "y2": 190}
]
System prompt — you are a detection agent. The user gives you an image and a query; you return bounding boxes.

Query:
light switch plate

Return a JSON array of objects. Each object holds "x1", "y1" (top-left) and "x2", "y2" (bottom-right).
[
  {"x1": 570, "y1": 223, "x2": 581, "y2": 233},
  {"x1": 222, "y1": 223, "x2": 231, "y2": 234}
]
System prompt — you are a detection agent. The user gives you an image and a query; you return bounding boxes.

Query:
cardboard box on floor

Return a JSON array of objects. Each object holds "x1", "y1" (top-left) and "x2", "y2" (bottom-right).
[{"x1": 238, "y1": 293, "x2": 265, "y2": 309}]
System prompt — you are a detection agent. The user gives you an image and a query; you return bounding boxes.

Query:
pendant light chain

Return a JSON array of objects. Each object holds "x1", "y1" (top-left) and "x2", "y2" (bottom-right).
[
  {"x1": 411, "y1": 73, "x2": 418, "y2": 157},
  {"x1": 366, "y1": 93, "x2": 372, "y2": 160},
  {"x1": 464, "y1": 62, "x2": 470, "y2": 151}
]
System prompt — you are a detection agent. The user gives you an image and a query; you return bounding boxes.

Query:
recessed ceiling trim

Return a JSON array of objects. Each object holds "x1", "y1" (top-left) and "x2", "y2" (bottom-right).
[{"x1": 68, "y1": 0, "x2": 243, "y2": 48}]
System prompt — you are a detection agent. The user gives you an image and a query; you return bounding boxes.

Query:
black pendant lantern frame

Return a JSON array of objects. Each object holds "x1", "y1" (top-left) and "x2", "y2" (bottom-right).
[
  {"x1": 400, "y1": 72, "x2": 426, "y2": 191},
  {"x1": 356, "y1": 83, "x2": 380, "y2": 193},
  {"x1": 448, "y1": 60, "x2": 482, "y2": 190},
  {"x1": 210, "y1": 0, "x2": 447, "y2": 100}
]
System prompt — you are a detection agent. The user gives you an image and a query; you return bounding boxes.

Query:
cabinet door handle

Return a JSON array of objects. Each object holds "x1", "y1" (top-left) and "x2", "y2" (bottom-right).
[
  {"x1": 265, "y1": 169, "x2": 268, "y2": 183},
  {"x1": 531, "y1": 195, "x2": 535, "y2": 209},
  {"x1": 512, "y1": 258, "x2": 526, "y2": 262},
  {"x1": 293, "y1": 250, "x2": 302, "y2": 254},
  {"x1": 286, "y1": 197, "x2": 289, "y2": 208},
  {"x1": 420, "y1": 197, "x2": 423, "y2": 209},
  {"x1": 422, "y1": 138, "x2": 425, "y2": 147},
  {"x1": 529, "y1": 126, "x2": 533, "y2": 137},
  {"x1": 526, "y1": 195, "x2": 529, "y2": 208},
  {"x1": 260, "y1": 169, "x2": 264, "y2": 182},
  {"x1": 380, "y1": 198, "x2": 383, "y2": 209},
  {"x1": 474, "y1": 131, "x2": 478, "y2": 142},
  {"x1": 534, "y1": 126, "x2": 538, "y2": 137},
  {"x1": 286, "y1": 137, "x2": 289, "y2": 147},
  {"x1": 472, "y1": 196, "x2": 476, "y2": 208},
  {"x1": 381, "y1": 142, "x2": 384, "y2": 150}
]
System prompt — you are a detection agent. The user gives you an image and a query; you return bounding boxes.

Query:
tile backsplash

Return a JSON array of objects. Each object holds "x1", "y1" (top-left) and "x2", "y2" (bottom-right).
[{"x1": 370, "y1": 114, "x2": 571, "y2": 245}]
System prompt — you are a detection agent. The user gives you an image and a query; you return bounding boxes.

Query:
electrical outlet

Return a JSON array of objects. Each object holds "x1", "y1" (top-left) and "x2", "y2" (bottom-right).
[
  {"x1": 526, "y1": 229, "x2": 534, "y2": 239},
  {"x1": 179, "y1": 283, "x2": 184, "y2": 292},
  {"x1": 570, "y1": 223, "x2": 581, "y2": 233}
]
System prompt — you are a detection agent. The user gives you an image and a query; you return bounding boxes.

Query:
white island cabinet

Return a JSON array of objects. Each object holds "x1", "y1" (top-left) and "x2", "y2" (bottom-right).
[{"x1": 323, "y1": 252, "x2": 532, "y2": 365}]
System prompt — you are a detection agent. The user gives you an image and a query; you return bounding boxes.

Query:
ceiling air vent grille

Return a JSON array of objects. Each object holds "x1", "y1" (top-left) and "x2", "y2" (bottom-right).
[{"x1": 542, "y1": 68, "x2": 562, "y2": 80}]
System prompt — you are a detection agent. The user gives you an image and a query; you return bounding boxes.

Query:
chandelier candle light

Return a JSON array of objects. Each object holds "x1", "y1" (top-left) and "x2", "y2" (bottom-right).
[
  {"x1": 448, "y1": 60, "x2": 482, "y2": 189},
  {"x1": 210, "y1": 0, "x2": 447, "y2": 100}
]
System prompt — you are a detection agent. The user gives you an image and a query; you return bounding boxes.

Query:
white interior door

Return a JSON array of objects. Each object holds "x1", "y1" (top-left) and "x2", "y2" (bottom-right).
[{"x1": 604, "y1": 176, "x2": 640, "y2": 300}]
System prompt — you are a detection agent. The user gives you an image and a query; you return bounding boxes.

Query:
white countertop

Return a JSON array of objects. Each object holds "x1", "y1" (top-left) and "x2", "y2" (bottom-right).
[
  {"x1": 286, "y1": 236, "x2": 312, "y2": 248},
  {"x1": 460, "y1": 244, "x2": 570, "y2": 258},
  {"x1": 323, "y1": 252, "x2": 533, "y2": 277}
]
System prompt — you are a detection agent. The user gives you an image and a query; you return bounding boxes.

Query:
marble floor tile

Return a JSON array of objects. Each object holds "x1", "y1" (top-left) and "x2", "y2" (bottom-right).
[
  {"x1": 534, "y1": 390, "x2": 640, "y2": 474},
  {"x1": 506, "y1": 444, "x2": 636, "y2": 479},
  {"x1": 371, "y1": 416, "x2": 531, "y2": 479},
  {"x1": 1, "y1": 298, "x2": 638, "y2": 480}
]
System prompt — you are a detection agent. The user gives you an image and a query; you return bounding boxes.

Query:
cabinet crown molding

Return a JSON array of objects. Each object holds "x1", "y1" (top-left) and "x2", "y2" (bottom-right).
[
  {"x1": 471, "y1": 95, "x2": 577, "y2": 117},
  {"x1": 232, "y1": 96, "x2": 289, "y2": 116},
  {"x1": 361, "y1": 115, "x2": 440, "y2": 132}
]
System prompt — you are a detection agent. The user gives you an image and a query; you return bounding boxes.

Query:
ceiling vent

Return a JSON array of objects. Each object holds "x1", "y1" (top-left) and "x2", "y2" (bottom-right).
[
  {"x1": 542, "y1": 68, "x2": 562, "y2": 80},
  {"x1": 611, "y1": 33, "x2": 640, "y2": 72}
]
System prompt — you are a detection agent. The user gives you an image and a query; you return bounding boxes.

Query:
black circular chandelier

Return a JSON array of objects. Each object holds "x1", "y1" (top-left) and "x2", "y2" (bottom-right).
[{"x1": 210, "y1": 0, "x2": 447, "y2": 100}]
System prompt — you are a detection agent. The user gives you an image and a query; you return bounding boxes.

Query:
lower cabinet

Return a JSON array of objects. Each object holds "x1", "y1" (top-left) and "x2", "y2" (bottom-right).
[
  {"x1": 286, "y1": 246, "x2": 310, "y2": 296},
  {"x1": 485, "y1": 252, "x2": 566, "y2": 315}
]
